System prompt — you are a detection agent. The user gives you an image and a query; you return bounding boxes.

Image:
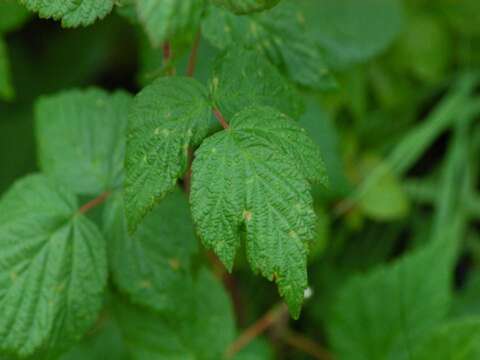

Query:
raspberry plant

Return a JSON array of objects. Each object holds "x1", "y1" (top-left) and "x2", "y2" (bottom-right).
[{"x1": 1, "y1": 0, "x2": 480, "y2": 359}]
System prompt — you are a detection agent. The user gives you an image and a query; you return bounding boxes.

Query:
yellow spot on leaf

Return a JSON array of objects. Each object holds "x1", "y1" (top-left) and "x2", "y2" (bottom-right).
[
  {"x1": 139, "y1": 280, "x2": 152, "y2": 289},
  {"x1": 169, "y1": 258, "x2": 181, "y2": 270},
  {"x1": 243, "y1": 210, "x2": 253, "y2": 221}
]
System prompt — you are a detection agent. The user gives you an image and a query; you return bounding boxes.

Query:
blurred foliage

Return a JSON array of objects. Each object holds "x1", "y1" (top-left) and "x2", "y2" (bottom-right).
[{"x1": 0, "y1": 0, "x2": 480, "y2": 359}]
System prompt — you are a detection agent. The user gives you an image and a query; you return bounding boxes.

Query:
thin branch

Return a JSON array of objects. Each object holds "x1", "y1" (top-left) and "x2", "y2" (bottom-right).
[
  {"x1": 186, "y1": 31, "x2": 201, "y2": 77},
  {"x1": 225, "y1": 303, "x2": 288, "y2": 358},
  {"x1": 163, "y1": 41, "x2": 175, "y2": 76},
  {"x1": 213, "y1": 108, "x2": 230, "y2": 129},
  {"x1": 78, "y1": 191, "x2": 111, "y2": 214},
  {"x1": 282, "y1": 330, "x2": 334, "y2": 360},
  {"x1": 163, "y1": 41, "x2": 171, "y2": 63}
]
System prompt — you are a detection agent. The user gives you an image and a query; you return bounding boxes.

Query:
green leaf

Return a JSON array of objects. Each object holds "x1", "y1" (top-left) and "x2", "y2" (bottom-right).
[
  {"x1": 202, "y1": 1, "x2": 335, "y2": 90},
  {"x1": 19, "y1": 0, "x2": 114, "y2": 27},
  {"x1": 0, "y1": 37, "x2": 13, "y2": 100},
  {"x1": 35, "y1": 88, "x2": 133, "y2": 196},
  {"x1": 0, "y1": 0, "x2": 30, "y2": 33},
  {"x1": 299, "y1": 100, "x2": 352, "y2": 198},
  {"x1": 394, "y1": 14, "x2": 452, "y2": 83},
  {"x1": 303, "y1": 0, "x2": 404, "y2": 68},
  {"x1": 191, "y1": 106, "x2": 323, "y2": 317},
  {"x1": 212, "y1": 0, "x2": 280, "y2": 14},
  {"x1": 327, "y1": 238, "x2": 456, "y2": 360},
  {"x1": 60, "y1": 317, "x2": 130, "y2": 360},
  {"x1": 211, "y1": 47, "x2": 303, "y2": 120},
  {"x1": 124, "y1": 76, "x2": 214, "y2": 233},
  {"x1": 234, "y1": 339, "x2": 274, "y2": 360},
  {"x1": 0, "y1": 174, "x2": 107, "y2": 357},
  {"x1": 136, "y1": 0, "x2": 205, "y2": 47},
  {"x1": 440, "y1": 0, "x2": 480, "y2": 36},
  {"x1": 103, "y1": 188, "x2": 198, "y2": 313},
  {"x1": 115, "y1": 268, "x2": 235, "y2": 360},
  {"x1": 451, "y1": 270, "x2": 480, "y2": 319},
  {"x1": 358, "y1": 155, "x2": 410, "y2": 221},
  {"x1": 413, "y1": 318, "x2": 480, "y2": 360}
]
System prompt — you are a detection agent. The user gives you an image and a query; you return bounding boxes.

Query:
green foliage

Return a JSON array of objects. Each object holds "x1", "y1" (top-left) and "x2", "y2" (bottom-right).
[
  {"x1": 0, "y1": 38, "x2": 12, "y2": 100},
  {"x1": 413, "y1": 318, "x2": 480, "y2": 360},
  {"x1": 202, "y1": 1, "x2": 336, "y2": 90},
  {"x1": 35, "y1": 89, "x2": 132, "y2": 195},
  {"x1": 19, "y1": 0, "x2": 114, "y2": 27},
  {"x1": 211, "y1": 47, "x2": 303, "y2": 119},
  {"x1": 303, "y1": 0, "x2": 405, "y2": 67},
  {"x1": 0, "y1": 0, "x2": 30, "y2": 33},
  {"x1": 212, "y1": 0, "x2": 281, "y2": 14},
  {"x1": 327, "y1": 237, "x2": 455, "y2": 360},
  {"x1": 0, "y1": 175, "x2": 107, "y2": 357},
  {"x1": 103, "y1": 189, "x2": 198, "y2": 313},
  {"x1": 191, "y1": 106, "x2": 324, "y2": 318},
  {"x1": 1, "y1": 0, "x2": 480, "y2": 359},
  {"x1": 114, "y1": 268, "x2": 235, "y2": 360},
  {"x1": 135, "y1": 0, "x2": 205, "y2": 47},
  {"x1": 124, "y1": 76, "x2": 214, "y2": 233}
]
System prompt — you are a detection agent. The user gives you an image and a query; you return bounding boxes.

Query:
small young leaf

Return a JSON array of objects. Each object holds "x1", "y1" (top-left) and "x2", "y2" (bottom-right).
[
  {"x1": 103, "y1": 188, "x2": 198, "y2": 313},
  {"x1": 202, "y1": 1, "x2": 335, "y2": 90},
  {"x1": 0, "y1": 174, "x2": 107, "y2": 357},
  {"x1": 0, "y1": 37, "x2": 13, "y2": 100},
  {"x1": 136, "y1": 0, "x2": 205, "y2": 47},
  {"x1": 35, "y1": 89, "x2": 133, "y2": 196},
  {"x1": 191, "y1": 106, "x2": 323, "y2": 317},
  {"x1": 124, "y1": 76, "x2": 214, "y2": 233},
  {"x1": 211, "y1": 47, "x2": 303, "y2": 119},
  {"x1": 115, "y1": 268, "x2": 235, "y2": 360},
  {"x1": 212, "y1": 0, "x2": 280, "y2": 14},
  {"x1": 19, "y1": 0, "x2": 114, "y2": 27}
]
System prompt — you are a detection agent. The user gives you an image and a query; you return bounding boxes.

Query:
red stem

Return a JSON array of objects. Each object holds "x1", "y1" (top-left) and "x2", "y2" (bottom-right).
[
  {"x1": 225, "y1": 303, "x2": 288, "y2": 358},
  {"x1": 163, "y1": 41, "x2": 171, "y2": 63},
  {"x1": 78, "y1": 191, "x2": 111, "y2": 214},
  {"x1": 163, "y1": 41, "x2": 175, "y2": 75},
  {"x1": 186, "y1": 31, "x2": 201, "y2": 77},
  {"x1": 213, "y1": 108, "x2": 229, "y2": 129}
]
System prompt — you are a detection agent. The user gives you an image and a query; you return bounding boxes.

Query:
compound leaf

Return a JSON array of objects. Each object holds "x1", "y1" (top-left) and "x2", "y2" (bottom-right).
[
  {"x1": 211, "y1": 47, "x2": 303, "y2": 119},
  {"x1": 115, "y1": 268, "x2": 235, "y2": 360},
  {"x1": 103, "y1": 188, "x2": 198, "y2": 313},
  {"x1": 136, "y1": 0, "x2": 205, "y2": 47},
  {"x1": 202, "y1": 1, "x2": 335, "y2": 90},
  {"x1": 191, "y1": 106, "x2": 323, "y2": 317},
  {"x1": 0, "y1": 174, "x2": 107, "y2": 357},
  {"x1": 19, "y1": 0, "x2": 114, "y2": 27},
  {"x1": 124, "y1": 76, "x2": 214, "y2": 233},
  {"x1": 35, "y1": 88, "x2": 133, "y2": 196},
  {"x1": 212, "y1": 0, "x2": 280, "y2": 14}
]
